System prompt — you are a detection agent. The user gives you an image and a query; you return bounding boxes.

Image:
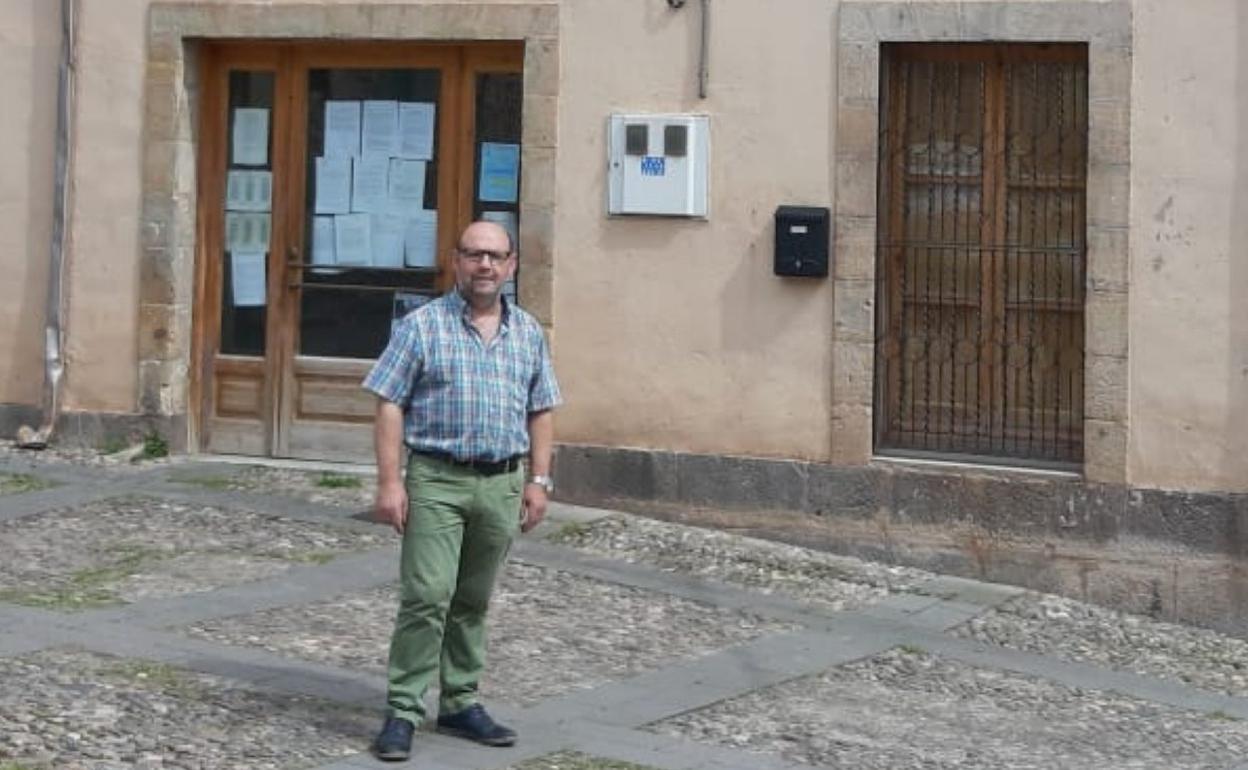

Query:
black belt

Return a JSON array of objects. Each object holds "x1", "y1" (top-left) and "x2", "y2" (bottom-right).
[{"x1": 415, "y1": 450, "x2": 523, "y2": 476}]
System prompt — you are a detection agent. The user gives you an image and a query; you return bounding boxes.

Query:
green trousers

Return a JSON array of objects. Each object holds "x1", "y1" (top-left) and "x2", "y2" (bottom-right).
[{"x1": 386, "y1": 453, "x2": 523, "y2": 724}]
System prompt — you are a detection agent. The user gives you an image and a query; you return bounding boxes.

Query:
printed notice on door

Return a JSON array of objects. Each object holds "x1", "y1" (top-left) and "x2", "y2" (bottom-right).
[
  {"x1": 479, "y1": 142, "x2": 520, "y2": 203},
  {"x1": 231, "y1": 108, "x2": 269, "y2": 166}
]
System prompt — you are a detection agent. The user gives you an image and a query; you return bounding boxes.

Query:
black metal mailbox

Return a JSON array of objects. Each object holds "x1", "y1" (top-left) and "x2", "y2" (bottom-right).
[{"x1": 774, "y1": 205, "x2": 830, "y2": 278}]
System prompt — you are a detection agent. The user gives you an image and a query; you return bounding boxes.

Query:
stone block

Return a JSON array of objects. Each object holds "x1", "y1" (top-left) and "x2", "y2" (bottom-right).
[
  {"x1": 1085, "y1": 353, "x2": 1127, "y2": 422},
  {"x1": 835, "y1": 100, "x2": 879, "y2": 159},
  {"x1": 837, "y1": 42, "x2": 879, "y2": 103},
  {"x1": 139, "y1": 359, "x2": 189, "y2": 417},
  {"x1": 1086, "y1": 226, "x2": 1128, "y2": 293},
  {"x1": 833, "y1": 278, "x2": 875, "y2": 344},
  {"x1": 323, "y1": 5, "x2": 374, "y2": 38},
  {"x1": 1085, "y1": 290, "x2": 1128, "y2": 357},
  {"x1": 832, "y1": 340, "x2": 875, "y2": 408},
  {"x1": 1089, "y1": 45, "x2": 1132, "y2": 102},
  {"x1": 140, "y1": 247, "x2": 177, "y2": 306},
  {"x1": 137, "y1": 303, "x2": 182, "y2": 362},
  {"x1": 1127, "y1": 488, "x2": 1246, "y2": 556},
  {"x1": 524, "y1": 38, "x2": 561, "y2": 97},
  {"x1": 835, "y1": 156, "x2": 878, "y2": 219},
  {"x1": 1084, "y1": 418, "x2": 1127, "y2": 484},
  {"x1": 807, "y1": 463, "x2": 881, "y2": 519},
  {"x1": 674, "y1": 453, "x2": 808, "y2": 511},
  {"x1": 520, "y1": 147, "x2": 556, "y2": 209},
  {"x1": 830, "y1": 402, "x2": 873, "y2": 465},
  {"x1": 553, "y1": 445, "x2": 679, "y2": 505},
  {"x1": 517, "y1": 205, "x2": 555, "y2": 271},
  {"x1": 517, "y1": 262, "x2": 553, "y2": 327},
  {"x1": 833, "y1": 215, "x2": 877, "y2": 281},
  {"x1": 1088, "y1": 98, "x2": 1130, "y2": 167},
  {"x1": 1087, "y1": 163, "x2": 1130, "y2": 229},
  {"x1": 521, "y1": 95, "x2": 558, "y2": 149}
]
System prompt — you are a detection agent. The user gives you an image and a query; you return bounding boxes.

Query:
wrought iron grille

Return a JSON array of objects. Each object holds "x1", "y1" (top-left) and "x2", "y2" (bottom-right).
[{"x1": 874, "y1": 44, "x2": 1088, "y2": 465}]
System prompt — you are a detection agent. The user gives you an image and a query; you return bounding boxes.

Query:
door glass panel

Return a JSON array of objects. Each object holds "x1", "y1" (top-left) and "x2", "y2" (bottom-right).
[
  {"x1": 473, "y1": 72, "x2": 523, "y2": 303},
  {"x1": 299, "y1": 68, "x2": 442, "y2": 359},
  {"x1": 220, "y1": 71, "x2": 274, "y2": 356}
]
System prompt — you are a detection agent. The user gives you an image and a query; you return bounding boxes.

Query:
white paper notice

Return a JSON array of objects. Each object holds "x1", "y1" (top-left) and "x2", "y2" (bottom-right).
[
  {"x1": 479, "y1": 142, "x2": 520, "y2": 203},
  {"x1": 312, "y1": 216, "x2": 336, "y2": 266},
  {"x1": 362, "y1": 100, "x2": 399, "y2": 157},
  {"x1": 481, "y1": 211, "x2": 518, "y2": 252},
  {"x1": 399, "y1": 102, "x2": 436, "y2": 160},
  {"x1": 334, "y1": 213, "x2": 372, "y2": 266},
  {"x1": 314, "y1": 156, "x2": 352, "y2": 214},
  {"x1": 230, "y1": 251, "x2": 267, "y2": 307},
  {"x1": 225, "y1": 212, "x2": 271, "y2": 252},
  {"x1": 324, "y1": 101, "x2": 362, "y2": 158},
  {"x1": 352, "y1": 154, "x2": 390, "y2": 214},
  {"x1": 225, "y1": 170, "x2": 272, "y2": 212},
  {"x1": 404, "y1": 209, "x2": 438, "y2": 268},
  {"x1": 372, "y1": 214, "x2": 406, "y2": 268},
  {"x1": 388, "y1": 159, "x2": 427, "y2": 214},
  {"x1": 232, "y1": 108, "x2": 269, "y2": 166}
]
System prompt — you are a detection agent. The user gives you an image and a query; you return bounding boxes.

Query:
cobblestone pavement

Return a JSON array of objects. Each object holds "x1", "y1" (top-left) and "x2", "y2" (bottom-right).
[{"x1": 2, "y1": 448, "x2": 1248, "y2": 770}]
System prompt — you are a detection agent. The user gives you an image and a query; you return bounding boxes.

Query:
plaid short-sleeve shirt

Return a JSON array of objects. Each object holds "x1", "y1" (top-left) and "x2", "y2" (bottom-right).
[{"x1": 362, "y1": 291, "x2": 562, "y2": 462}]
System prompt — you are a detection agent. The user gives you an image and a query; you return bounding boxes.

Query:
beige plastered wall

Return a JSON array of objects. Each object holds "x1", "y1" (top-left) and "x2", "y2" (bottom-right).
[
  {"x1": 6, "y1": 0, "x2": 1243, "y2": 493},
  {"x1": 1127, "y1": 0, "x2": 1248, "y2": 492},
  {"x1": 554, "y1": 0, "x2": 837, "y2": 461},
  {"x1": 0, "y1": 0, "x2": 60, "y2": 407}
]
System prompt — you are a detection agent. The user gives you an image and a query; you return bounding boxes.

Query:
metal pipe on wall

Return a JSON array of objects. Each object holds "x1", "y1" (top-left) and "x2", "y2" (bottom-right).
[
  {"x1": 667, "y1": 0, "x2": 710, "y2": 99},
  {"x1": 17, "y1": 0, "x2": 77, "y2": 449}
]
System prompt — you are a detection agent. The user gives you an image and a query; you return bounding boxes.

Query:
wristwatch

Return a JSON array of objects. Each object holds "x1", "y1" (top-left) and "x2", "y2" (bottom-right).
[{"x1": 526, "y1": 474, "x2": 554, "y2": 493}]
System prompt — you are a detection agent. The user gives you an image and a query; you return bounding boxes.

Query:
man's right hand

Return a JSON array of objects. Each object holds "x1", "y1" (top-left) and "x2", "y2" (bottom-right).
[{"x1": 375, "y1": 480, "x2": 409, "y2": 534}]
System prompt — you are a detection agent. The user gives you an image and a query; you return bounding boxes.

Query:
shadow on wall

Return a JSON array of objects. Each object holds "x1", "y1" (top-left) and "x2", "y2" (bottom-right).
[{"x1": 1231, "y1": 5, "x2": 1248, "y2": 490}]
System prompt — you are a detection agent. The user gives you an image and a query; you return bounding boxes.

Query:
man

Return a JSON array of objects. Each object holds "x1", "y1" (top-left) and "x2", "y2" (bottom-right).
[{"x1": 362, "y1": 220, "x2": 561, "y2": 762}]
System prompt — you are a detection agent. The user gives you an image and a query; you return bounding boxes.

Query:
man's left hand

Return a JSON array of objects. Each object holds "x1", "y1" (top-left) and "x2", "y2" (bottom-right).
[{"x1": 520, "y1": 483, "x2": 548, "y2": 533}]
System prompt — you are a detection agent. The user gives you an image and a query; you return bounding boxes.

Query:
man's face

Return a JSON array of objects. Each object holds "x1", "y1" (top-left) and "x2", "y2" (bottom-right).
[{"x1": 453, "y1": 223, "x2": 516, "y2": 304}]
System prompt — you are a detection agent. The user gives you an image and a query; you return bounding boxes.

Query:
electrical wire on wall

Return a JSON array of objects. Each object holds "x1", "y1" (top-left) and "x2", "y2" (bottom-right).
[{"x1": 667, "y1": 0, "x2": 710, "y2": 99}]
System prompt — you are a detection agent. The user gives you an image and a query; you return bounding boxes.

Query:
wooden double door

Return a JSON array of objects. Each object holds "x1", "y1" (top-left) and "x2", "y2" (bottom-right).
[{"x1": 193, "y1": 42, "x2": 523, "y2": 460}]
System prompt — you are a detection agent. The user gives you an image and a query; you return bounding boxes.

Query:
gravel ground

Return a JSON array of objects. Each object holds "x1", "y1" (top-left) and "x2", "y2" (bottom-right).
[
  {"x1": 0, "y1": 496, "x2": 388, "y2": 609},
  {"x1": 505, "y1": 752, "x2": 662, "y2": 770},
  {"x1": 952, "y1": 591, "x2": 1248, "y2": 698},
  {"x1": 0, "y1": 649, "x2": 374, "y2": 770},
  {"x1": 166, "y1": 466, "x2": 376, "y2": 510},
  {"x1": 548, "y1": 514, "x2": 927, "y2": 612},
  {"x1": 653, "y1": 647, "x2": 1248, "y2": 769},
  {"x1": 183, "y1": 560, "x2": 797, "y2": 706}
]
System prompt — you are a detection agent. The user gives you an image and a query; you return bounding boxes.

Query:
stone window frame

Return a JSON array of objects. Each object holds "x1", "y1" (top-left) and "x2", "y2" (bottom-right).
[
  {"x1": 139, "y1": 2, "x2": 559, "y2": 445},
  {"x1": 832, "y1": 1, "x2": 1131, "y2": 482}
]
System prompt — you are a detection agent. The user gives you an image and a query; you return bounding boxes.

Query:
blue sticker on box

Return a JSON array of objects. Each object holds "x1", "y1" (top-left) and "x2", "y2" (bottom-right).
[{"x1": 640, "y1": 156, "x2": 666, "y2": 177}]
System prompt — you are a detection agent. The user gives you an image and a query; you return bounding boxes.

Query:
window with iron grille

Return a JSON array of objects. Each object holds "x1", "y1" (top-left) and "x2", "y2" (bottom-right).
[{"x1": 874, "y1": 43, "x2": 1088, "y2": 466}]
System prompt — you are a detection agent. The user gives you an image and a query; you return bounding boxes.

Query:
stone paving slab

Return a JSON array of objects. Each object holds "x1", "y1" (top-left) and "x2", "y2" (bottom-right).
[
  {"x1": 651, "y1": 647, "x2": 1248, "y2": 770},
  {"x1": 0, "y1": 496, "x2": 388, "y2": 610},
  {"x1": 180, "y1": 560, "x2": 798, "y2": 707},
  {"x1": 952, "y1": 591, "x2": 1248, "y2": 697},
  {"x1": 0, "y1": 649, "x2": 375, "y2": 770},
  {"x1": 548, "y1": 513, "x2": 927, "y2": 613}
]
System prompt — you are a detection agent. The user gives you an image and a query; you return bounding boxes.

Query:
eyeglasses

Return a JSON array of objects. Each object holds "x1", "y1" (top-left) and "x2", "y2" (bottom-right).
[{"x1": 456, "y1": 248, "x2": 512, "y2": 266}]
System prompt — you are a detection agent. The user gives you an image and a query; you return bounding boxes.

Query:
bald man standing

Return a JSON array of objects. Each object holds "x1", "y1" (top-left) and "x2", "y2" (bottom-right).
[{"x1": 363, "y1": 221, "x2": 561, "y2": 762}]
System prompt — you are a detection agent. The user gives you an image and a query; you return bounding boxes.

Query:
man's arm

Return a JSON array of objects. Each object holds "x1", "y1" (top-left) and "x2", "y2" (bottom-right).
[
  {"x1": 375, "y1": 398, "x2": 408, "y2": 534},
  {"x1": 520, "y1": 409, "x2": 554, "y2": 533}
]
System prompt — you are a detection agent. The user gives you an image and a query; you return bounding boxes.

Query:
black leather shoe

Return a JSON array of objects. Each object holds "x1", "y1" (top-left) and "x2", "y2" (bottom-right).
[
  {"x1": 436, "y1": 703, "x2": 517, "y2": 747},
  {"x1": 373, "y1": 715, "x2": 415, "y2": 762}
]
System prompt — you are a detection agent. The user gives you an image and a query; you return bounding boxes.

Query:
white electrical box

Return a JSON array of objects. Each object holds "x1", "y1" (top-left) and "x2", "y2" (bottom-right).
[{"x1": 608, "y1": 113, "x2": 709, "y2": 217}]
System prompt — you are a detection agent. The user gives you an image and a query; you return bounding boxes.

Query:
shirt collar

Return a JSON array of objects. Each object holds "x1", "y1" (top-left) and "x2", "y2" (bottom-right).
[{"x1": 447, "y1": 289, "x2": 512, "y2": 331}]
